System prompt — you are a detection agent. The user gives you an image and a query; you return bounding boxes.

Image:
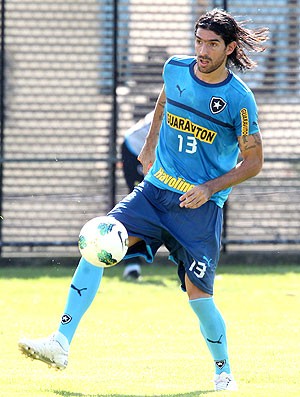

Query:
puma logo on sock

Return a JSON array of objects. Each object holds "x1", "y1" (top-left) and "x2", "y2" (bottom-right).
[
  {"x1": 71, "y1": 284, "x2": 87, "y2": 296},
  {"x1": 207, "y1": 334, "x2": 223, "y2": 344}
]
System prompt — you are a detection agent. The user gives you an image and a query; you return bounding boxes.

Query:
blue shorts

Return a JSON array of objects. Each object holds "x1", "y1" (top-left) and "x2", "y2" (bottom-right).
[{"x1": 108, "y1": 181, "x2": 223, "y2": 295}]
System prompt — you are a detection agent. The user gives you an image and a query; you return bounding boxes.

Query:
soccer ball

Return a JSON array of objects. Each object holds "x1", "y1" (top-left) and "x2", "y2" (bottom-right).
[{"x1": 78, "y1": 216, "x2": 128, "y2": 267}]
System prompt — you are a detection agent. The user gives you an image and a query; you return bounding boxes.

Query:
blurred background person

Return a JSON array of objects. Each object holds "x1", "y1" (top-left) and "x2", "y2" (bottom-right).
[{"x1": 121, "y1": 110, "x2": 154, "y2": 280}]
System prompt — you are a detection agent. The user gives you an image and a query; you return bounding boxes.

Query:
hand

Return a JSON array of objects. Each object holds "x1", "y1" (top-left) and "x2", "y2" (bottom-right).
[{"x1": 179, "y1": 184, "x2": 212, "y2": 209}]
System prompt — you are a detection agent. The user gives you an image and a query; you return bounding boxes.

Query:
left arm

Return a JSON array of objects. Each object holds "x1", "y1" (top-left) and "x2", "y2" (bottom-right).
[{"x1": 179, "y1": 132, "x2": 263, "y2": 208}]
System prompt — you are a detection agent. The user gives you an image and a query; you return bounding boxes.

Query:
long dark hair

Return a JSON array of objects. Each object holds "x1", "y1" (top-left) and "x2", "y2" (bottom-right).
[{"x1": 195, "y1": 9, "x2": 269, "y2": 71}]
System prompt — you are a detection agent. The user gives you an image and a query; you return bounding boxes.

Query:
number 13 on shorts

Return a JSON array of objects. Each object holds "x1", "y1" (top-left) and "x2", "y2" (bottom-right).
[{"x1": 189, "y1": 260, "x2": 207, "y2": 279}]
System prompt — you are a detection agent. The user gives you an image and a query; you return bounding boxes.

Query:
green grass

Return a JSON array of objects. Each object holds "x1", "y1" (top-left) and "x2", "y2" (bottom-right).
[{"x1": 1, "y1": 262, "x2": 299, "y2": 397}]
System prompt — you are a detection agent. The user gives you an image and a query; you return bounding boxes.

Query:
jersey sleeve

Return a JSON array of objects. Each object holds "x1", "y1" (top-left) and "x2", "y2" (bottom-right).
[
  {"x1": 162, "y1": 55, "x2": 175, "y2": 80},
  {"x1": 233, "y1": 91, "x2": 260, "y2": 137}
]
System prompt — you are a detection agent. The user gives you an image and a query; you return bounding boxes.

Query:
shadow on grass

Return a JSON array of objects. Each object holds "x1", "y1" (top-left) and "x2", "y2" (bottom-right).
[
  {"x1": 0, "y1": 264, "x2": 77, "y2": 279},
  {"x1": 0, "y1": 259, "x2": 299, "y2": 280},
  {"x1": 218, "y1": 263, "x2": 300, "y2": 275},
  {"x1": 52, "y1": 390, "x2": 214, "y2": 397},
  {"x1": 0, "y1": 262, "x2": 179, "y2": 283}
]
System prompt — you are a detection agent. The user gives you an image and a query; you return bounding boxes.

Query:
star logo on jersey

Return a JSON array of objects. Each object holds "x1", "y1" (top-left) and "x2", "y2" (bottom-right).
[{"x1": 210, "y1": 97, "x2": 227, "y2": 114}]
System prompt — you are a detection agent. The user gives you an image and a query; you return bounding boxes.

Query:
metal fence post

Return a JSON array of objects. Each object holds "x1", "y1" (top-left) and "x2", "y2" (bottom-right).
[
  {"x1": 0, "y1": 0, "x2": 6, "y2": 256},
  {"x1": 109, "y1": 0, "x2": 118, "y2": 210}
]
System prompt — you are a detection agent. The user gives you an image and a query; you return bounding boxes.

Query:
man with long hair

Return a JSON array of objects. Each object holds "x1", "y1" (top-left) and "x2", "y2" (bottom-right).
[{"x1": 19, "y1": 9, "x2": 268, "y2": 392}]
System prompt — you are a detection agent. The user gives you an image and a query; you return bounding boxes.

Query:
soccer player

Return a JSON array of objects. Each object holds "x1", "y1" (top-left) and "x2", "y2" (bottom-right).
[{"x1": 19, "y1": 9, "x2": 268, "y2": 392}]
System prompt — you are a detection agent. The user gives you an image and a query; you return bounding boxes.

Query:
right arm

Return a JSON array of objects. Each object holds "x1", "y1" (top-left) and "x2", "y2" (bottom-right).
[{"x1": 137, "y1": 85, "x2": 166, "y2": 175}]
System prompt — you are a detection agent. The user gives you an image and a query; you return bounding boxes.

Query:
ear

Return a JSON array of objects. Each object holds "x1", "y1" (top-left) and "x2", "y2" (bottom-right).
[{"x1": 226, "y1": 41, "x2": 237, "y2": 56}]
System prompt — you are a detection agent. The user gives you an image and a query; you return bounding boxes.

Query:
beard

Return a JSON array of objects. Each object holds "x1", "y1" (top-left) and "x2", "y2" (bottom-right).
[{"x1": 196, "y1": 54, "x2": 227, "y2": 74}]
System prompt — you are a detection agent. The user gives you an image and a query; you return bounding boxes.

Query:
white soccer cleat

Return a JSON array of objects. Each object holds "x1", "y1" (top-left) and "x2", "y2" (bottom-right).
[
  {"x1": 123, "y1": 263, "x2": 142, "y2": 280},
  {"x1": 214, "y1": 372, "x2": 238, "y2": 392},
  {"x1": 18, "y1": 334, "x2": 68, "y2": 370}
]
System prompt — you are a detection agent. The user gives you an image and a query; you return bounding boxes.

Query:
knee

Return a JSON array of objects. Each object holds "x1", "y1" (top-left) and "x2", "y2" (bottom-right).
[{"x1": 185, "y1": 273, "x2": 212, "y2": 300}]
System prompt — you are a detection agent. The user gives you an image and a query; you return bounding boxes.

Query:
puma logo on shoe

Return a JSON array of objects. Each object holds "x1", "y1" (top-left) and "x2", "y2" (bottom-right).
[{"x1": 71, "y1": 284, "x2": 87, "y2": 296}]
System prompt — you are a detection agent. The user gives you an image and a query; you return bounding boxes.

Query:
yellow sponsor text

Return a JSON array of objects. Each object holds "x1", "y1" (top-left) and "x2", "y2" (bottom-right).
[
  {"x1": 154, "y1": 167, "x2": 195, "y2": 193},
  {"x1": 167, "y1": 112, "x2": 217, "y2": 144},
  {"x1": 240, "y1": 108, "x2": 249, "y2": 135}
]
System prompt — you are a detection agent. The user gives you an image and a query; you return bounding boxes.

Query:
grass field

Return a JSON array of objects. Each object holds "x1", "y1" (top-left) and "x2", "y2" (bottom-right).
[{"x1": 1, "y1": 261, "x2": 299, "y2": 397}]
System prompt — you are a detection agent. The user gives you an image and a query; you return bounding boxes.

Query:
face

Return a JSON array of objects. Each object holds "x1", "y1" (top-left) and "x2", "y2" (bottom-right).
[{"x1": 194, "y1": 28, "x2": 236, "y2": 75}]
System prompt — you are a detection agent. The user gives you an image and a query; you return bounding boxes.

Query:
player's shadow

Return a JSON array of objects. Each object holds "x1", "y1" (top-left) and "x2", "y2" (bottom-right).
[
  {"x1": 53, "y1": 390, "x2": 214, "y2": 397},
  {"x1": 122, "y1": 277, "x2": 172, "y2": 287}
]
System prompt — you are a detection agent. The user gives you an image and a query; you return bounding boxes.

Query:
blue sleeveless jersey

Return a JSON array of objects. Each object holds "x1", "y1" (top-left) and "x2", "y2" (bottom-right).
[{"x1": 145, "y1": 56, "x2": 260, "y2": 207}]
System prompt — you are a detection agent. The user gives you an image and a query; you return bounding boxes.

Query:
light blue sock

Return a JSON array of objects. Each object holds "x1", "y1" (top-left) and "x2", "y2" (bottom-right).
[
  {"x1": 57, "y1": 257, "x2": 104, "y2": 345},
  {"x1": 189, "y1": 297, "x2": 231, "y2": 375}
]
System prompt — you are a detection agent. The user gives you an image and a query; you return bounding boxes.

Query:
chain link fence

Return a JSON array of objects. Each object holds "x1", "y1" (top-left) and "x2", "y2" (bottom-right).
[{"x1": 0, "y1": 0, "x2": 299, "y2": 257}]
